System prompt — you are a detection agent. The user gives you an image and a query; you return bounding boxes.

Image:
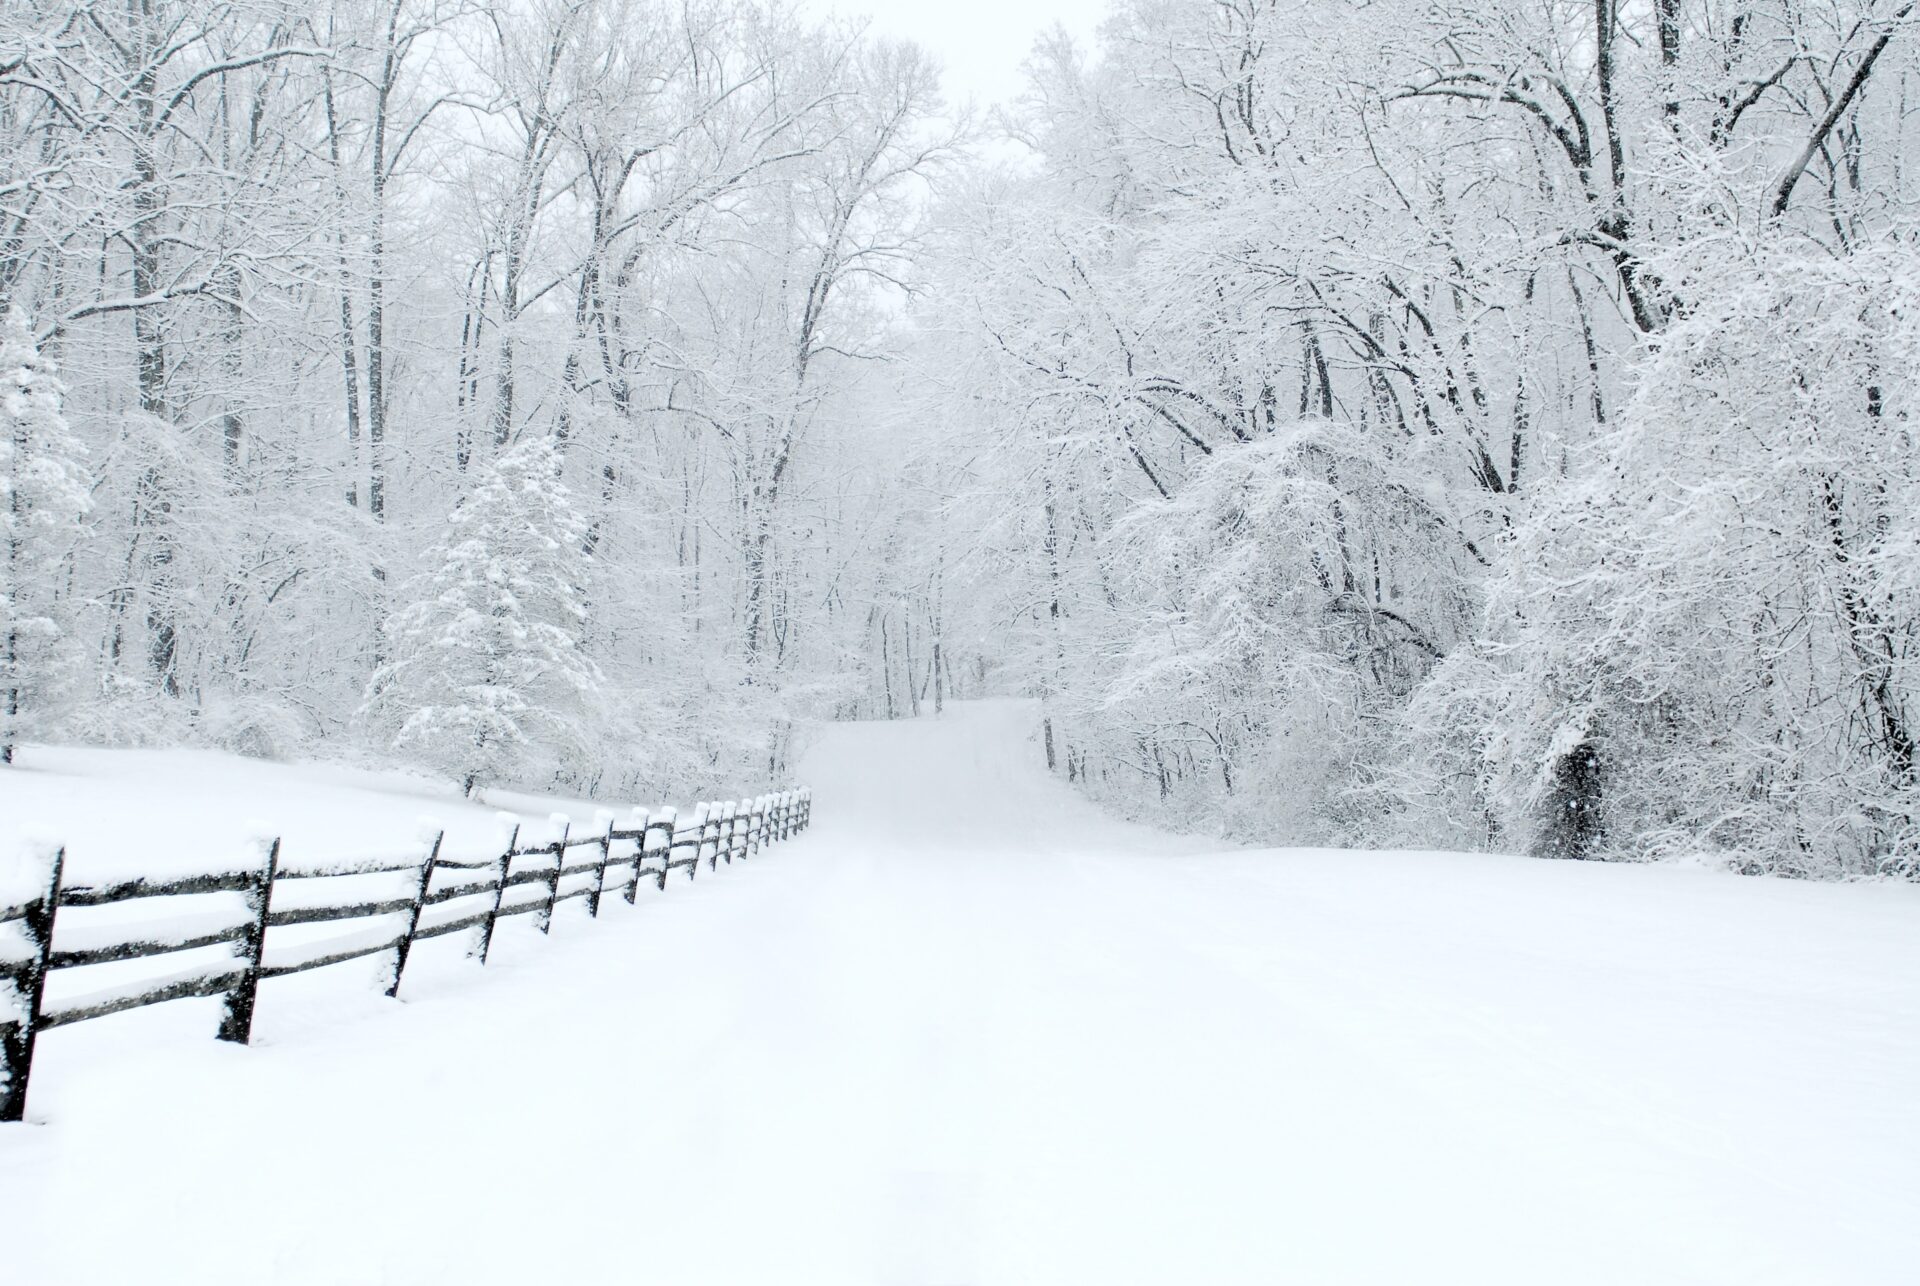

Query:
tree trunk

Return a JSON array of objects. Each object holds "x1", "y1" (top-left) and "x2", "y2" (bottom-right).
[
  {"x1": 321, "y1": 62, "x2": 365, "y2": 506},
  {"x1": 1536, "y1": 741, "x2": 1603, "y2": 859},
  {"x1": 367, "y1": 10, "x2": 396, "y2": 521}
]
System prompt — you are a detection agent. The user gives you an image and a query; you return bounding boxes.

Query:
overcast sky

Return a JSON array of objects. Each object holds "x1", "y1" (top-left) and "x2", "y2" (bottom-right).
[{"x1": 809, "y1": 0, "x2": 1111, "y2": 107}]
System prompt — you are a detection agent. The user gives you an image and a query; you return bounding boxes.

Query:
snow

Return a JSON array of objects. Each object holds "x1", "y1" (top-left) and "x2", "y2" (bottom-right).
[
  {"x1": 42, "y1": 957, "x2": 246, "y2": 1025},
  {"x1": 3, "y1": 699, "x2": 1918, "y2": 1283},
  {"x1": 0, "y1": 744, "x2": 639, "y2": 888},
  {"x1": 42, "y1": 904, "x2": 249, "y2": 957}
]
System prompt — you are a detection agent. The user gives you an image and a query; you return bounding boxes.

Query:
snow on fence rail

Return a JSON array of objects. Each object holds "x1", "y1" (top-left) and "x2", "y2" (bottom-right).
[{"x1": 0, "y1": 788, "x2": 811, "y2": 1122}]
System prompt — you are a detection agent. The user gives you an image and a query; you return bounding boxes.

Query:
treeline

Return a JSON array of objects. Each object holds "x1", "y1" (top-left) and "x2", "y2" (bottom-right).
[
  {"x1": 927, "y1": 0, "x2": 1920, "y2": 878},
  {"x1": 8, "y1": 0, "x2": 1918, "y2": 878},
  {"x1": 1, "y1": 0, "x2": 964, "y2": 798}
]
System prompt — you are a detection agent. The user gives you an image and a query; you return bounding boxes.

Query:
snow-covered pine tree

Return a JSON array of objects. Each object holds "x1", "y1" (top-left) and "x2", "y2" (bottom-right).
[
  {"x1": 1, "y1": 312, "x2": 91, "y2": 765},
  {"x1": 362, "y1": 434, "x2": 602, "y2": 796}
]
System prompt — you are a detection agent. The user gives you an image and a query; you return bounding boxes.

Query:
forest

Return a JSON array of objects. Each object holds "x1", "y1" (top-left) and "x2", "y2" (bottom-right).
[{"x1": 3, "y1": 0, "x2": 1917, "y2": 880}]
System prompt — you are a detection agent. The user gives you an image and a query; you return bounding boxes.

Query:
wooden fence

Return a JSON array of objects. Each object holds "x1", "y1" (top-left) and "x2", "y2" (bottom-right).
[{"x1": 0, "y1": 787, "x2": 811, "y2": 1122}]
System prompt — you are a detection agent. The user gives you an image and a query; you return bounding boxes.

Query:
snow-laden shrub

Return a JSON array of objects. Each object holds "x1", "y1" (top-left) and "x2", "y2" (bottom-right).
[
  {"x1": 194, "y1": 691, "x2": 318, "y2": 761},
  {"x1": 1087, "y1": 419, "x2": 1474, "y2": 842},
  {"x1": 1416, "y1": 236, "x2": 1920, "y2": 877}
]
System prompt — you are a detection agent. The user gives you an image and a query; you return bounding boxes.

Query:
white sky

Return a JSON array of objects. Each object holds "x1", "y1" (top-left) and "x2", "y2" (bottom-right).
[{"x1": 810, "y1": 0, "x2": 1111, "y2": 107}]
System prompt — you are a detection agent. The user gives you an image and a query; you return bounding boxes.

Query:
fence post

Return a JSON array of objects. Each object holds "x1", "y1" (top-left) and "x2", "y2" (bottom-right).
[
  {"x1": 652, "y1": 809, "x2": 676, "y2": 891},
  {"x1": 473, "y1": 821, "x2": 519, "y2": 965},
  {"x1": 706, "y1": 805, "x2": 724, "y2": 872},
  {"x1": 685, "y1": 806, "x2": 703, "y2": 882},
  {"x1": 622, "y1": 807, "x2": 648, "y2": 904},
  {"x1": 588, "y1": 810, "x2": 615, "y2": 918},
  {"x1": 385, "y1": 830, "x2": 443, "y2": 999},
  {"x1": 730, "y1": 802, "x2": 747, "y2": 864},
  {"x1": 217, "y1": 837, "x2": 280, "y2": 1045},
  {"x1": 538, "y1": 814, "x2": 570, "y2": 934},
  {"x1": 1, "y1": 845, "x2": 64, "y2": 1123}
]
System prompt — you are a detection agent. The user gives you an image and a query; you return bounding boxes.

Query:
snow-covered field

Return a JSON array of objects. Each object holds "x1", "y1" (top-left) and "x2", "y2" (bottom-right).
[
  {"x1": 0, "y1": 744, "x2": 648, "y2": 892},
  {"x1": 3, "y1": 700, "x2": 1918, "y2": 1284}
]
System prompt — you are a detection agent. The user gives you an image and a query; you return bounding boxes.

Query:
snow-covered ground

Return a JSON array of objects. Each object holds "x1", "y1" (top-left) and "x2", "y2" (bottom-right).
[
  {"x1": 4, "y1": 700, "x2": 1918, "y2": 1284},
  {"x1": 0, "y1": 743, "x2": 652, "y2": 893}
]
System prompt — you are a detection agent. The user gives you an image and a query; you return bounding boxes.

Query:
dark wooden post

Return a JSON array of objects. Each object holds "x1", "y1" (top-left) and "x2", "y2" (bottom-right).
[
  {"x1": 538, "y1": 816, "x2": 571, "y2": 934},
  {"x1": 705, "y1": 806, "x2": 723, "y2": 872},
  {"x1": 622, "y1": 808, "x2": 649, "y2": 904},
  {"x1": 588, "y1": 812, "x2": 615, "y2": 918},
  {"x1": 651, "y1": 812, "x2": 674, "y2": 892},
  {"x1": 730, "y1": 803, "x2": 747, "y2": 863},
  {"x1": 680, "y1": 807, "x2": 699, "y2": 882},
  {"x1": 1, "y1": 846, "x2": 64, "y2": 1123},
  {"x1": 746, "y1": 797, "x2": 763, "y2": 856},
  {"x1": 385, "y1": 830, "x2": 443, "y2": 999},
  {"x1": 217, "y1": 837, "x2": 280, "y2": 1045},
  {"x1": 473, "y1": 822, "x2": 519, "y2": 964}
]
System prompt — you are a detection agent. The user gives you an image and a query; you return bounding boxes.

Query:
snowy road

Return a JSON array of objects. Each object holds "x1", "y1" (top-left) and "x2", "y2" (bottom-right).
[{"x1": 6, "y1": 701, "x2": 1919, "y2": 1284}]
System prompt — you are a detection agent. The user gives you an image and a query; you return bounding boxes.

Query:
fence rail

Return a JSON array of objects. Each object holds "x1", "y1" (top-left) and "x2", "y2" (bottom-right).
[{"x1": 0, "y1": 787, "x2": 811, "y2": 1122}]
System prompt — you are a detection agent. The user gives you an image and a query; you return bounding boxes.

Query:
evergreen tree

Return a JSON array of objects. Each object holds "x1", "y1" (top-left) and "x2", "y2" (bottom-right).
[
  {"x1": 1, "y1": 312, "x2": 91, "y2": 764},
  {"x1": 362, "y1": 435, "x2": 601, "y2": 796}
]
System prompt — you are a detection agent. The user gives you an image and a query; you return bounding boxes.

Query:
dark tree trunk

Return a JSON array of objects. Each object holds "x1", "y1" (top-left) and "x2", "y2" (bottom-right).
[{"x1": 1536, "y1": 741, "x2": 1604, "y2": 860}]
